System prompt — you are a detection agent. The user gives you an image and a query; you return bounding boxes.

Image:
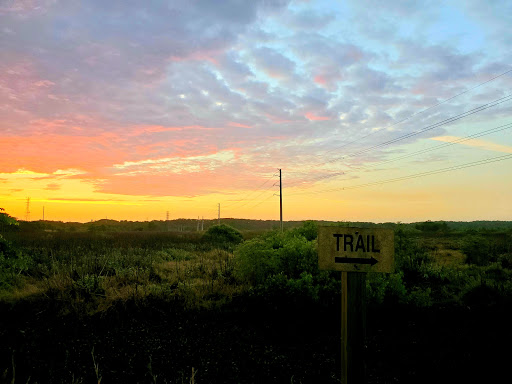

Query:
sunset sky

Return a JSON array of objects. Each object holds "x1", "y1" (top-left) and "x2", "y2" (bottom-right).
[{"x1": 1, "y1": 0, "x2": 511, "y2": 223}]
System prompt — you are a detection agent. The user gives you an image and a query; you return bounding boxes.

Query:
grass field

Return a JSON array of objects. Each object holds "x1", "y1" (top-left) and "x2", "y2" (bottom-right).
[{"x1": 1, "y1": 221, "x2": 511, "y2": 383}]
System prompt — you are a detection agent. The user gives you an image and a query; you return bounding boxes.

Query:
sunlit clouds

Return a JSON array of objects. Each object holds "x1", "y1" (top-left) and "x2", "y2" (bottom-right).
[{"x1": 1, "y1": 0, "x2": 511, "y2": 222}]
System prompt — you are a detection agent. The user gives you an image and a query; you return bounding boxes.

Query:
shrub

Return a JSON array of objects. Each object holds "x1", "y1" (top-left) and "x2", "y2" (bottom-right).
[
  {"x1": 235, "y1": 228, "x2": 319, "y2": 285},
  {"x1": 462, "y1": 236, "x2": 494, "y2": 266},
  {"x1": 290, "y1": 220, "x2": 318, "y2": 241},
  {"x1": 395, "y1": 228, "x2": 434, "y2": 282},
  {"x1": 233, "y1": 223, "x2": 336, "y2": 304},
  {"x1": 202, "y1": 224, "x2": 243, "y2": 249}
]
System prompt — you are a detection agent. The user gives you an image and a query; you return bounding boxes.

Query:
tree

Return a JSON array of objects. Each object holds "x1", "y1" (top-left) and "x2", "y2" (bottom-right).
[{"x1": 0, "y1": 208, "x2": 19, "y2": 232}]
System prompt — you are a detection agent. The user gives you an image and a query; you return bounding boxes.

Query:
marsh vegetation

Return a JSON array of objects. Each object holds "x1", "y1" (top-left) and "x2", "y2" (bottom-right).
[{"x1": 1, "y1": 215, "x2": 511, "y2": 383}]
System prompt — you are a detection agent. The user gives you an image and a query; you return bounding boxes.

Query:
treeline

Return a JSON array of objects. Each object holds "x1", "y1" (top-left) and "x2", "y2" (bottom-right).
[{"x1": 9, "y1": 218, "x2": 512, "y2": 234}]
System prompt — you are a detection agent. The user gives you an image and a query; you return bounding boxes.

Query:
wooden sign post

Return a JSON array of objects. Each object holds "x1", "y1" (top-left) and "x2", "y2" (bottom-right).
[{"x1": 318, "y1": 227, "x2": 394, "y2": 384}]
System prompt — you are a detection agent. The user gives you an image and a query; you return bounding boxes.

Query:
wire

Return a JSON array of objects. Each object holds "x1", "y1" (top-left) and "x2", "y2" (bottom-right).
[
  {"x1": 315, "y1": 67, "x2": 512, "y2": 159},
  {"x1": 290, "y1": 121, "x2": 512, "y2": 191},
  {"x1": 223, "y1": 182, "x2": 278, "y2": 212},
  {"x1": 291, "y1": 153, "x2": 512, "y2": 195},
  {"x1": 244, "y1": 192, "x2": 276, "y2": 210},
  {"x1": 221, "y1": 173, "x2": 276, "y2": 209},
  {"x1": 286, "y1": 93, "x2": 512, "y2": 188}
]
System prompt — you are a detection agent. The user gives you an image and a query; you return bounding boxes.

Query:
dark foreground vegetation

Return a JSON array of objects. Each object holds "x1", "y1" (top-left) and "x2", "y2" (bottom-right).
[{"x1": 1, "y1": 211, "x2": 511, "y2": 383}]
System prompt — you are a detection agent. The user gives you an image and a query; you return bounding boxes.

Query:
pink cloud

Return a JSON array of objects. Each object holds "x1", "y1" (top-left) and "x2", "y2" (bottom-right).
[
  {"x1": 265, "y1": 113, "x2": 296, "y2": 124},
  {"x1": 314, "y1": 75, "x2": 327, "y2": 85},
  {"x1": 305, "y1": 112, "x2": 330, "y2": 121},
  {"x1": 130, "y1": 124, "x2": 216, "y2": 136},
  {"x1": 228, "y1": 122, "x2": 252, "y2": 129},
  {"x1": 169, "y1": 51, "x2": 220, "y2": 66}
]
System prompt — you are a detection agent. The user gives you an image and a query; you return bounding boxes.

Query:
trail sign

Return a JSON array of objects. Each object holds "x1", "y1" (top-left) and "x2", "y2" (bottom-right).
[
  {"x1": 319, "y1": 226, "x2": 394, "y2": 383},
  {"x1": 318, "y1": 227, "x2": 394, "y2": 273}
]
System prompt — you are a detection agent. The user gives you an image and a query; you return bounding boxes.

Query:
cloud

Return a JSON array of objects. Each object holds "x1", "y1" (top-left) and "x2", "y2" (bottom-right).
[
  {"x1": 431, "y1": 136, "x2": 512, "y2": 154},
  {"x1": 250, "y1": 47, "x2": 296, "y2": 80},
  {"x1": 1, "y1": 0, "x2": 511, "y2": 207},
  {"x1": 305, "y1": 112, "x2": 330, "y2": 121},
  {"x1": 113, "y1": 150, "x2": 238, "y2": 175},
  {"x1": 45, "y1": 183, "x2": 61, "y2": 190}
]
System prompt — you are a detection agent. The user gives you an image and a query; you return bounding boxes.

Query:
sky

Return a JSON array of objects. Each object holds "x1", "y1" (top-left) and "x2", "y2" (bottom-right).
[{"x1": 1, "y1": 0, "x2": 511, "y2": 223}]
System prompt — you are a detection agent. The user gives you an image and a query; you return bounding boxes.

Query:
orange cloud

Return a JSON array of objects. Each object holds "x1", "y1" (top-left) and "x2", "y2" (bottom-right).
[
  {"x1": 45, "y1": 183, "x2": 61, "y2": 190},
  {"x1": 0, "y1": 133, "x2": 124, "y2": 174}
]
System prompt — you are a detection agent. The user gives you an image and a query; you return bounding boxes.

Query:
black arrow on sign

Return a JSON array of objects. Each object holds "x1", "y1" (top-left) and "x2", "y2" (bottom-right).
[{"x1": 335, "y1": 257, "x2": 378, "y2": 266}]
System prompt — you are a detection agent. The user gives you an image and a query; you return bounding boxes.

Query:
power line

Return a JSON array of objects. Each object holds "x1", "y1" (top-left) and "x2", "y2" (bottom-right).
[
  {"x1": 221, "y1": 173, "x2": 276, "y2": 210},
  {"x1": 290, "y1": 121, "x2": 512, "y2": 192},
  {"x1": 218, "y1": 70, "x2": 512, "y2": 218},
  {"x1": 286, "y1": 93, "x2": 512, "y2": 188},
  {"x1": 223, "y1": 175, "x2": 280, "y2": 213},
  {"x1": 268, "y1": 68, "x2": 512, "y2": 165},
  {"x1": 291, "y1": 153, "x2": 512, "y2": 195},
  {"x1": 244, "y1": 192, "x2": 276, "y2": 211},
  {"x1": 348, "y1": 94, "x2": 512, "y2": 158},
  {"x1": 314, "y1": 67, "x2": 512, "y2": 159}
]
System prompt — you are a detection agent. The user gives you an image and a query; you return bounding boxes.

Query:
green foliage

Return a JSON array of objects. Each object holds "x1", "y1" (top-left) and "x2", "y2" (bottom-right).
[
  {"x1": 202, "y1": 224, "x2": 243, "y2": 249},
  {"x1": 415, "y1": 221, "x2": 449, "y2": 233},
  {"x1": 234, "y1": 222, "x2": 338, "y2": 304},
  {"x1": 366, "y1": 229, "x2": 438, "y2": 307},
  {"x1": 0, "y1": 208, "x2": 19, "y2": 232},
  {"x1": 0, "y1": 234, "x2": 33, "y2": 289},
  {"x1": 395, "y1": 228, "x2": 435, "y2": 281},
  {"x1": 0, "y1": 234, "x2": 16, "y2": 259},
  {"x1": 461, "y1": 234, "x2": 511, "y2": 266},
  {"x1": 367, "y1": 271, "x2": 408, "y2": 305},
  {"x1": 290, "y1": 220, "x2": 318, "y2": 241},
  {"x1": 235, "y1": 228, "x2": 318, "y2": 285}
]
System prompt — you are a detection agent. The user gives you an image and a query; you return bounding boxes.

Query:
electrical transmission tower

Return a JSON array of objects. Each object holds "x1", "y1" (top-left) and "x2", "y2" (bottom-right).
[
  {"x1": 25, "y1": 197, "x2": 31, "y2": 221},
  {"x1": 279, "y1": 169, "x2": 283, "y2": 232}
]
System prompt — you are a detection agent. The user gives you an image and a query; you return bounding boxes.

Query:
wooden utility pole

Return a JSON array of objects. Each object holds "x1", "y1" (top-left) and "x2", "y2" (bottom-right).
[
  {"x1": 341, "y1": 272, "x2": 367, "y2": 384},
  {"x1": 279, "y1": 169, "x2": 283, "y2": 232}
]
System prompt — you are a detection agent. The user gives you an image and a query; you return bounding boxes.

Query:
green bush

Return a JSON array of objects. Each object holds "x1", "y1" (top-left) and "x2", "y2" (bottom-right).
[
  {"x1": 290, "y1": 220, "x2": 318, "y2": 241},
  {"x1": 395, "y1": 228, "x2": 434, "y2": 282},
  {"x1": 234, "y1": 223, "x2": 338, "y2": 304},
  {"x1": 202, "y1": 224, "x2": 243, "y2": 249},
  {"x1": 462, "y1": 236, "x2": 494, "y2": 266},
  {"x1": 235, "y1": 228, "x2": 318, "y2": 285}
]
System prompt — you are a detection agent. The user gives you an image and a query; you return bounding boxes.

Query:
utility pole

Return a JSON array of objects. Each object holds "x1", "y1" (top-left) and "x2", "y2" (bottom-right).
[
  {"x1": 218, "y1": 203, "x2": 220, "y2": 225},
  {"x1": 201, "y1": 216, "x2": 204, "y2": 231},
  {"x1": 197, "y1": 216, "x2": 200, "y2": 231},
  {"x1": 279, "y1": 169, "x2": 283, "y2": 232},
  {"x1": 166, "y1": 211, "x2": 170, "y2": 231}
]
